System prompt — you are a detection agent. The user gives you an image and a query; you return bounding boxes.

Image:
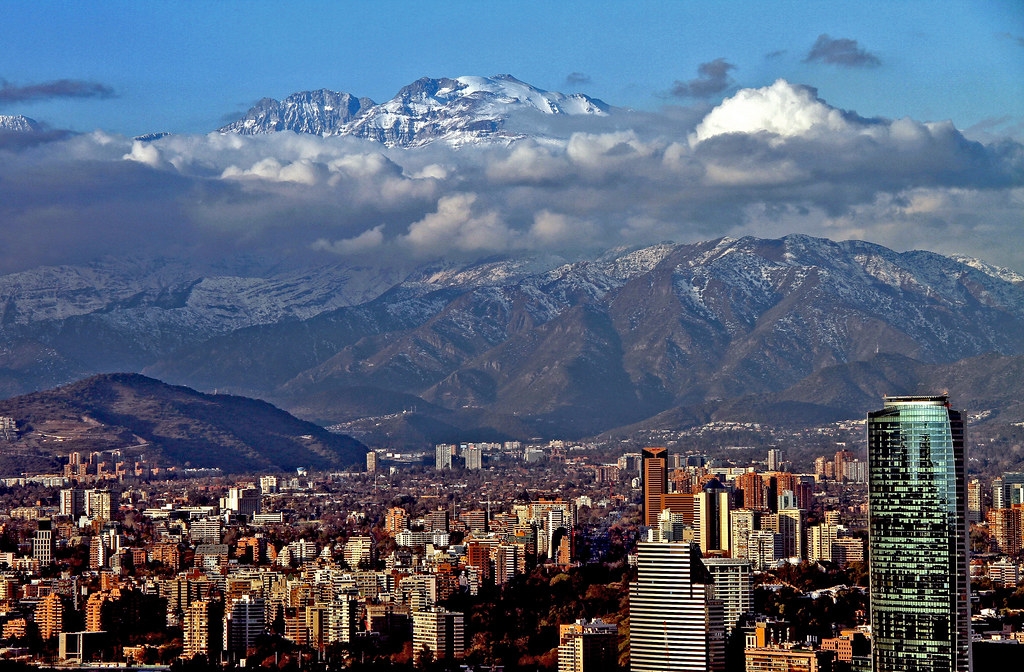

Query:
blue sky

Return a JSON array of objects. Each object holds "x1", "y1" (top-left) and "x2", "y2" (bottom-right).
[{"x1": 2, "y1": 0, "x2": 1022, "y2": 137}]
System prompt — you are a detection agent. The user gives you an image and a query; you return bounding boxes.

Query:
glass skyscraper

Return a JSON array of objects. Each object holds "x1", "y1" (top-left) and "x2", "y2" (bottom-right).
[{"x1": 867, "y1": 395, "x2": 971, "y2": 672}]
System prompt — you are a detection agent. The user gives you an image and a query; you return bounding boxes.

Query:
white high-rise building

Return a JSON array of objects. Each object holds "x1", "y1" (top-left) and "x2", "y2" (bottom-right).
[
  {"x1": 220, "y1": 485, "x2": 260, "y2": 518},
  {"x1": 60, "y1": 489, "x2": 85, "y2": 518},
  {"x1": 435, "y1": 444, "x2": 455, "y2": 470},
  {"x1": 629, "y1": 541, "x2": 725, "y2": 671},
  {"x1": 747, "y1": 530, "x2": 782, "y2": 570},
  {"x1": 702, "y1": 557, "x2": 752, "y2": 636},
  {"x1": 412, "y1": 608, "x2": 464, "y2": 663},
  {"x1": 33, "y1": 519, "x2": 54, "y2": 566},
  {"x1": 463, "y1": 446, "x2": 482, "y2": 470}
]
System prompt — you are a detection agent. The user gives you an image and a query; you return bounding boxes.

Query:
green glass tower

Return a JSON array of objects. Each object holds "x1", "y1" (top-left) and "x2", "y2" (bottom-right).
[{"x1": 867, "y1": 395, "x2": 971, "y2": 672}]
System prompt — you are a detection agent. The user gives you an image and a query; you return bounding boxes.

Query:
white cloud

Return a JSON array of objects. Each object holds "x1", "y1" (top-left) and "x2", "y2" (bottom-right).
[
  {"x1": 122, "y1": 140, "x2": 166, "y2": 168},
  {"x1": 409, "y1": 163, "x2": 448, "y2": 180},
  {"x1": 221, "y1": 157, "x2": 322, "y2": 184},
  {"x1": 312, "y1": 224, "x2": 385, "y2": 255},
  {"x1": 0, "y1": 88, "x2": 1020, "y2": 275},
  {"x1": 528, "y1": 210, "x2": 597, "y2": 246},
  {"x1": 400, "y1": 193, "x2": 515, "y2": 255},
  {"x1": 691, "y1": 79, "x2": 857, "y2": 145},
  {"x1": 486, "y1": 142, "x2": 568, "y2": 184}
]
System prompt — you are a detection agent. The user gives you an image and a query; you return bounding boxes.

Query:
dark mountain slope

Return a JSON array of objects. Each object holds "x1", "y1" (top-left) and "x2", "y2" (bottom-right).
[{"x1": 0, "y1": 373, "x2": 366, "y2": 474}]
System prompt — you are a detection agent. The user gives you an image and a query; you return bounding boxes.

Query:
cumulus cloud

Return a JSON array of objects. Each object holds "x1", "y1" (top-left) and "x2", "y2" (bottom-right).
[
  {"x1": 804, "y1": 34, "x2": 881, "y2": 68},
  {"x1": 399, "y1": 193, "x2": 515, "y2": 256},
  {"x1": 690, "y1": 80, "x2": 863, "y2": 144},
  {"x1": 671, "y1": 59, "x2": 736, "y2": 98},
  {"x1": 0, "y1": 78, "x2": 115, "y2": 105},
  {"x1": 0, "y1": 80, "x2": 1021, "y2": 276}
]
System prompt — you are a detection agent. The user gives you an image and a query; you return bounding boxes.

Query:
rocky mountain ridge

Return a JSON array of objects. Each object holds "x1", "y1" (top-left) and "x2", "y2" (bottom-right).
[
  {"x1": 219, "y1": 74, "x2": 610, "y2": 147},
  {"x1": 0, "y1": 114, "x2": 39, "y2": 132}
]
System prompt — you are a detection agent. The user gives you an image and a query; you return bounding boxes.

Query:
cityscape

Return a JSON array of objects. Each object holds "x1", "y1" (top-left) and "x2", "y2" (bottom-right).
[
  {"x1": 1, "y1": 2, "x2": 1022, "y2": 671},
  {"x1": 0, "y1": 393, "x2": 1015, "y2": 670}
]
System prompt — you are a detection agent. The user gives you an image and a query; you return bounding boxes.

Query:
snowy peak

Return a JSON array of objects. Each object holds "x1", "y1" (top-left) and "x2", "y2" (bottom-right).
[
  {"x1": 219, "y1": 75, "x2": 610, "y2": 147},
  {"x1": 0, "y1": 115, "x2": 41, "y2": 133},
  {"x1": 220, "y1": 89, "x2": 376, "y2": 136}
]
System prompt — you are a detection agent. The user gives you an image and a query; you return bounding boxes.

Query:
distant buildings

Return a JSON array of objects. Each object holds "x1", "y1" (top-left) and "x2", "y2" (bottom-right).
[
  {"x1": 435, "y1": 443, "x2": 455, "y2": 470},
  {"x1": 867, "y1": 395, "x2": 971, "y2": 672},
  {"x1": 32, "y1": 518, "x2": 54, "y2": 566}
]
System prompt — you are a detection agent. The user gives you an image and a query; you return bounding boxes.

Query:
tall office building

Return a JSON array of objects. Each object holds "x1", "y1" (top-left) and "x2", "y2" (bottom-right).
[
  {"x1": 220, "y1": 485, "x2": 260, "y2": 519},
  {"x1": 695, "y1": 480, "x2": 731, "y2": 554},
  {"x1": 867, "y1": 395, "x2": 970, "y2": 672},
  {"x1": 735, "y1": 472, "x2": 767, "y2": 510},
  {"x1": 85, "y1": 489, "x2": 112, "y2": 521},
  {"x1": 991, "y1": 476, "x2": 1006, "y2": 510},
  {"x1": 463, "y1": 445, "x2": 483, "y2": 470},
  {"x1": 729, "y1": 508, "x2": 760, "y2": 560},
  {"x1": 60, "y1": 488, "x2": 85, "y2": 518},
  {"x1": 183, "y1": 599, "x2": 224, "y2": 660},
  {"x1": 630, "y1": 541, "x2": 725, "y2": 672},
  {"x1": 642, "y1": 447, "x2": 669, "y2": 527},
  {"x1": 966, "y1": 478, "x2": 983, "y2": 524}
]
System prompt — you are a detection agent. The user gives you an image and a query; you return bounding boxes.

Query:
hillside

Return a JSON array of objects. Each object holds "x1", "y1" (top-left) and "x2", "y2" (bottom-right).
[{"x1": 0, "y1": 373, "x2": 366, "y2": 475}]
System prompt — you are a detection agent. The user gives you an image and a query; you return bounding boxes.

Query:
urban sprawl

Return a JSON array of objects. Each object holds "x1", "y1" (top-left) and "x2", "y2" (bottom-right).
[{"x1": 0, "y1": 396, "x2": 1015, "y2": 671}]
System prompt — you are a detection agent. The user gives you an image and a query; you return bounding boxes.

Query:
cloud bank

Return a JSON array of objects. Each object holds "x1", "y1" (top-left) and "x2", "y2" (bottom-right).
[{"x1": 0, "y1": 80, "x2": 1021, "y2": 276}]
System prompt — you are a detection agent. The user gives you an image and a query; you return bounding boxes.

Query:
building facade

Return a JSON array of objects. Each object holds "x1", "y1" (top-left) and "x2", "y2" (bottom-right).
[
  {"x1": 642, "y1": 447, "x2": 669, "y2": 528},
  {"x1": 702, "y1": 557, "x2": 752, "y2": 636},
  {"x1": 867, "y1": 395, "x2": 971, "y2": 672},
  {"x1": 412, "y1": 608, "x2": 464, "y2": 663},
  {"x1": 557, "y1": 618, "x2": 618, "y2": 672},
  {"x1": 629, "y1": 541, "x2": 725, "y2": 671}
]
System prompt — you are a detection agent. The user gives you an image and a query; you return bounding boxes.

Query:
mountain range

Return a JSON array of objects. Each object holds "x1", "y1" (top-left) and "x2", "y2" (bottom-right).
[
  {"x1": 3, "y1": 234, "x2": 1024, "y2": 444},
  {"x1": 3, "y1": 75, "x2": 1023, "y2": 445}
]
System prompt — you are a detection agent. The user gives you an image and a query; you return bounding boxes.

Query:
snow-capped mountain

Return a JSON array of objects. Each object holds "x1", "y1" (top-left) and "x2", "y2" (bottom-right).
[
  {"x1": 219, "y1": 75, "x2": 610, "y2": 147},
  {"x1": 220, "y1": 89, "x2": 376, "y2": 136},
  {"x1": 5, "y1": 236, "x2": 1024, "y2": 438},
  {"x1": 0, "y1": 115, "x2": 40, "y2": 133}
]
